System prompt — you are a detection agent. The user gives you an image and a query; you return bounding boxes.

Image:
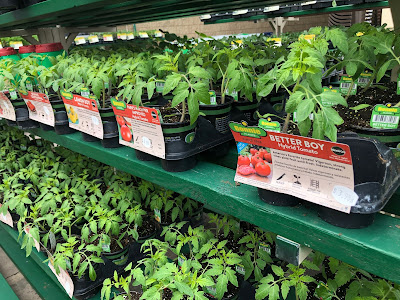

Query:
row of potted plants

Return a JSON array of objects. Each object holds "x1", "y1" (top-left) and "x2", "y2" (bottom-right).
[{"x1": 0, "y1": 125, "x2": 399, "y2": 300}]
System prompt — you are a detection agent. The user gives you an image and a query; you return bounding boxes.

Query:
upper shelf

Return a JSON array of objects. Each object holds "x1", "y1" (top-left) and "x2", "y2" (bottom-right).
[
  {"x1": 25, "y1": 127, "x2": 400, "y2": 285},
  {"x1": 202, "y1": 0, "x2": 389, "y2": 24},
  {"x1": 0, "y1": 0, "x2": 306, "y2": 31}
]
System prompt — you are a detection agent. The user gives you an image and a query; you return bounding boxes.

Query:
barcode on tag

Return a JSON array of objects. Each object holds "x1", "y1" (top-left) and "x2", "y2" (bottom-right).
[
  {"x1": 340, "y1": 83, "x2": 352, "y2": 89},
  {"x1": 358, "y1": 78, "x2": 369, "y2": 84},
  {"x1": 372, "y1": 115, "x2": 399, "y2": 124}
]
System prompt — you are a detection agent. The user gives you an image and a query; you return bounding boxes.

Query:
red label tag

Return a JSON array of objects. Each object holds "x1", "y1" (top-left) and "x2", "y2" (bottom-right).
[
  {"x1": 230, "y1": 122, "x2": 357, "y2": 213},
  {"x1": 0, "y1": 91, "x2": 16, "y2": 121},
  {"x1": 61, "y1": 93, "x2": 103, "y2": 139},
  {"x1": 21, "y1": 91, "x2": 55, "y2": 126}
]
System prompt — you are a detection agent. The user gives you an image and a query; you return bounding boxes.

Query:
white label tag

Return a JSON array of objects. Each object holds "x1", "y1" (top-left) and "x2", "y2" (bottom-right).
[
  {"x1": 332, "y1": 185, "x2": 359, "y2": 207},
  {"x1": 48, "y1": 260, "x2": 74, "y2": 298},
  {"x1": 0, "y1": 204, "x2": 13, "y2": 228}
]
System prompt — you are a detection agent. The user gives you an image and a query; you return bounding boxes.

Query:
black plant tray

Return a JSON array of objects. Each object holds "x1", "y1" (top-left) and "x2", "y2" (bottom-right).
[
  {"x1": 259, "y1": 133, "x2": 400, "y2": 228},
  {"x1": 73, "y1": 241, "x2": 148, "y2": 300}
]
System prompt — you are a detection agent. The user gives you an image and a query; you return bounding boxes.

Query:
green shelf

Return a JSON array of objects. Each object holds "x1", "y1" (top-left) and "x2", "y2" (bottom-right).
[
  {"x1": 0, "y1": 0, "x2": 302, "y2": 31},
  {"x1": 16, "y1": 127, "x2": 400, "y2": 285}
]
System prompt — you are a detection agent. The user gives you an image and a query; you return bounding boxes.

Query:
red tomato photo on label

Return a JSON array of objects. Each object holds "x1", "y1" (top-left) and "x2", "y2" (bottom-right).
[
  {"x1": 27, "y1": 101, "x2": 36, "y2": 112},
  {"x1": 264, "y1": 152, "x2": 272, "y2": 163},
  {"x1": 238, "y1": 155, "x2": 250, "y2": 166},
  {"x1": 120, "y1": 125, "x2": 132, "y2": 142},
  {"x1": 116, "y1": 115, "x2": 126, "y2": 126},
  {"x1": 238, "y1": 165, "x2": 256, "y2": 176},
  {"x1": 255, "y1": 161, "x2": 271, "y2": 177},
  {"x1": 250, "y1": 148, "x2": 258, "y2": 156},
  {"x1": 251, "y1": 155, "x2": 263, "y2": 167}
]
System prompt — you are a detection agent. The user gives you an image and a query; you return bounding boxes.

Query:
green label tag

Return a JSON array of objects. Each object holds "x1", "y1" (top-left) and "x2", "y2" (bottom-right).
[
  {"x1": 259, "y1": 242, "x2": 271, "y2": 255},
  {"x1": 358, "y1": 72, "x2": 372, "y2": 88},
  {"x1": 9, "y1": 88, "x2": 17, "y2": 99},
  {"x1": 205, "y1": 286, "x2": 217, "y2": 297},
  {"x1": 156, "y1": 82, "x2": 164, "y2": 93},
  {"x1": 293, "y1": 112, "x2": 313, "y2": 122},
  {"x1": 322, "y1": 86, "x2": 340, "y2": 107},
  {"x1": 178, "y1": 255, "x2": 186, "y2": 268},
  {"x1": 236, "y1": 264, "x2": 245, "y2": 275},
  {"x1": 80, "y1": 87, "x2": 90, "y2": 98},
  {"x1": 397, "y1": 74, "x2": 400, "y2": 95},
  {"x1": 370, "y1": 104, "x2": 400, "y2": 129},
  {"x1": 207, "y1": 90, "x2": 217, "y2": 105},
  {"x1": 227, "y1": 89, "x2": 238, "y2": 101},
  {"x1": 156, "y1": 109, "x2": 163, "y2": 123},
  {"x1": 154, "y1": 209, "x2": 161, "y2": 223},
  {"x1": 339, "y1": 76, "x2": 357, "y2": 95},
  {"x1": 258, "y1": 119, "x2": 281, "y2": 132},
  {"x1": 100, "y1": 239, "x2": 111, "y2": 252},
  {"x1": 105, "y1": 82, "x2": 109, "y2": 89}
]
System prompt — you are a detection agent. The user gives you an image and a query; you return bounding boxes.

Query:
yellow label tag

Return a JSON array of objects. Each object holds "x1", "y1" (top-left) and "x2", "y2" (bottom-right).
[
  {"x1": 74, "y1": 37, "x2": 86, "y2": 45},
  {"x1": 139, "y1": 32, "x2": 149, "y2": 38},
  {"x1": 117, "y1": 33, "x2": 127, "y2": 40},
  {"x1": 356, "y1": 32, "x2": 364, "y2": 36},
  {"x1": 10, "y1": 41, "x2": 23, "y2": 49},
  {"x1": 302, "y1": 34, "x2": 315, "y2": 41},
  {"x1": 103, "y1": 34, "x2": 113, "y2": 42}
]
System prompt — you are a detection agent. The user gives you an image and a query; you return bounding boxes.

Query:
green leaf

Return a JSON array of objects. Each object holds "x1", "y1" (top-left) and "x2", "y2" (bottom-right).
[
  {"x1": 298, "y1": 118, "x2": 311, "y2": 137},
  {"x1": 89, "y1": 263, "x2": 96, "y2": 281},
  {"x1": 335, "y1": 267, "x2": 353, "y2": 287},
  {"x1": 269, "y1": 284, "x2": 280, "y2": 300},
  {"x1": 281, "y1": 281, "x2": 291, "y2": 299},
  {"x1": 346, "y1": 62, "x2": 357, "y2": 77},
  {"x1": 286, "y1": 91, "x2": 304, "y2": 113},
  {"x1": 163, "y1": 73, "x2": 182, "y2": 95},
  {"x1": 349, "y1": 104, "x2": 370, "y2": 111},
  {"x1": 312, "y1": 110, "x2": 325, "y2": 140},
  {"x1": 187, "y1": 91, "x2": 199, "y2": 125},
  {"x1": 171, "y1": 90, "x2": 188, "y2": 107},
  {"x1": 377, "y1": 60, "x2": 393, "y2": 83},
  {"x1": 324, "y1": 121, "x2": 338, "y2": 142},
  {"x1": 216, "y1": 274, "x2": 228, "y2": 299},
  {"x1": 323, "y1": 107, "x2": 344, "y2": 125},
  {"x1": 189, "y1": 66, "x2": 212, "y2": 79},
  {"x1": 320, "y1": 91, "x2": 347, "y2": 107},
  {"x1": 255, "y1": 284, "x2": 270, "y2": 300},
  {"x1": 175, "y1": 281, "x2": 194, "y2": 297},
  {"x1": 296, "y1": 98, "x2": 314, "y2": 122},
  {"x1": 296, "y1": 282, "x2": 309, "y2": 300},
  {"x1": 271, "y1": 265, "x2": 284, "y2": 277}
]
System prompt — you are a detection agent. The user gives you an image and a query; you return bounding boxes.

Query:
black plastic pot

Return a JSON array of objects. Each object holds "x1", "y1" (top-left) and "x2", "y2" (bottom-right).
[
  {"x1": 0, "y1": 0, "x2": 19, "y2": 9},
  {"x1": 102, "y1": 243, "x2": 130, "y2": 266},
  {"x1": 317, "y1": 133, "x2": 400, "y2": 228},
  {"x1": 100, "y1": 106, "x2": 121, "y2": 148},
  {"x1": 258, "y1": 188, "x2": 301, "y2": 206},
  {"x1": 135, "y1": 149, "x2": 158, "y2": 161},
  {"x1": 48, "y1": 95, "x2": 75, "y2": 135},
  {"x1": 350, "y1": 125, "x2": 400, "y2": 161},
  {"x1": 232, "y1": 98, "x2": 260, "y2": 125},
  {"x1": 199, "y1": 96, "x2": 233, "y2": 134},
  {"x1": 258, "y1": 89, "x2": 288, "y2": 118},
  {"x1": 71, "y1": 263, "x2": 103, "y2": 300},
  {"x1": 161, "y1": 119, "x2": 198, "y2": 172},
  {"x1": 11, "y1": 98, "x2": 39, "y2": 129}
]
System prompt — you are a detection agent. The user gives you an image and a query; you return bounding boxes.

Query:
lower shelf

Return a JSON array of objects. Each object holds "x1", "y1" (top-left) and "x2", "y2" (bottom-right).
[{"x1": 0, "y1": 222, "x2": 101, "y2": 300}]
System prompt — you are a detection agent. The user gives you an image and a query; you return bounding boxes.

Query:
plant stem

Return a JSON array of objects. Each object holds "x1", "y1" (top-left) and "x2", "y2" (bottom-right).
[{"x1": 282, "y1": 113, "x2": 291, "y2": 133}]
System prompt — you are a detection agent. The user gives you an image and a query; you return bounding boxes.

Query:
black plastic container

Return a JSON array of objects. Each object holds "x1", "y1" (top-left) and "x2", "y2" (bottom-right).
[
  {"x1": 258, "y1": 188, "x2": 301, "y2": 207},
  {"x1": 232, "y1": 98, "x2": 260, "y2": 125},
  {"x1": 12, "y1": 98, "x2": 39, "y2": 129},
  {"x1": 0, "y1": 0, "x2": 18, "y2": 9},
  {"x1": 135, "y1": 149, "x2": 158, "y2": 161},
  {"x1": 99, "y1": 106, "x2": 121, "y2": 148},
  {"x1": 199, "y1": 96, "x2": 233, "y2": 134},
  {"x1": 257, "y1": 133, "x2": 400, "y2": 228}
]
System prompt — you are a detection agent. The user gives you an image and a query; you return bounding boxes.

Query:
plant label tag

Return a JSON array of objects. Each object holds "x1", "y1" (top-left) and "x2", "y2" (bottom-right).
[
  {"x1": 26, "y1": 83, "x2": 33, "y2": 91},
  {"x1": 156, "y1": 81, "x2": 165, "y2": 93},
  {"x1": 293, "y1": 111, "x2": 313, "y2": 122},
  {"x1": 49, "y1": 231, "x2": 56, "y2": 250},
  {"x1": 24, "y1": 225, "x2": 41, "y2": 252},
  {"x1": 258, "y1": 119, "x2": 281, "y2": 132},
  {"x1": 61, "y1": 91, "x2": 104, "y2": 139},
  {"x1": 154, "y1": 209, "x2": 161, "y2": 223},
  {"x1": 322, "y1": 87, "x2": 340, "y2": 107},
  {"x1": 10, "y1": 41, "x2": 23, "y2": 49},
  {"x1": 177, "y1": 255, "x2": 186, "y2": 268},
  {"x1": 358, "y1": 72, "x2": 372, "y2": 88},
  {"x1": 370, "y1": 104, "x2": 400, "y2": 129},
  {"x1": 226, "y1": 88, "x2": 238, "y2": 101},
  {"x1": 205, "y1": 286, "x2": 217, "y2": 297},
  {"x1": 259, "y1": 242, "x2": 271, "y2": 255},
  {"x1": 230, "y1": 123, "x2": 355, "y2": 213},
  {"x1": 139, "y1": 32, "x2": 149, "y2": 38},
  {"x1": 111, "y1": 98, "x2": 166, "y2": 159},
  {"x1": 397, "y1": 73, "x2": 400, "y2": 95},
  {"x1": 332, "y1": 185, "x2": 358, "y2": 206},
  {"x1": 264, "y1": 5, "x2": 279, "y2": 12},
  {"x1": 0, "y1": 204, "x2": 13, "y2": 228},
  {"x1": 267, "y1": 38, "x2": 282, "y2": 47},
  {"x1": 21, "y1": 91, "x2": 55, "y2": 127},
  {"x1": 74, "y1": 37, "x2": 86, "y2": 45},
  {"x1": 205, "y1": 90, "x2": 217, "y2": 105},
  {"x1": 48, "y1": 260, "x2": 74, "y2": 298},
  {"x1": 9, "y1": 88, "x2": 17, "y2": 100},
  {"x1": 339, "y1": 76, "x2": 357, "y2": 95},
  {"x1": 0, "y1": 91, "x2": 16, "y2": 121},
  {"x1": 300, "y1": 34, "x2": 315, "y2": 43},
  {"x1": 127, "y1": 33, "x2": 135, "y2": 40},
  {"x1": 88, "y1": 35, "x2": 99, "y2": 44},
  {"x1": 80, "y1": 87, "x2": 90, "y2": 98},
  {"x1": 117, "y1": 33, "x2": 127, "y2": 40},
  {"x1": 103, "y1": 34, "x2": 113, "y2": 42},
  {"x1": 236, "y1": 264, "x2": 246, "y2": 275},
  {"x1": 154, "y1": 31, "x2": 163, "y2": 38},
  {"x1": 101, "y1": 242, "x2": 111, "y2": 253}
]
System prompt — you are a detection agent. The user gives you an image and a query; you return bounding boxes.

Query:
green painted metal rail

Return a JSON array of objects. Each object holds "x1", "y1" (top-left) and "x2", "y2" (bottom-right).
[
  {"x1": 0, "y1": 272, "x2": 19, "y2": 300},
  {"x1": 0, "y1": 223, "x2": 81, "y2": 300},
  {"x1": 203, "y1": 1, "x2": 389, "y2": 24},
  {"x1": 18, "y1": 127, "x2": 400, "y2": 285},
  {"x1": 0, "y1": 0, "x2": 301, "y2": 30}
]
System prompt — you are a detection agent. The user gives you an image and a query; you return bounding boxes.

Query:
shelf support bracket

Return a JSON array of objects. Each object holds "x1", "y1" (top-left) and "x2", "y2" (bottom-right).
[
  {"x1": 268, "y1": 17, "x2": 299, "y2": 36},
  {"x1": 275, "y1": 235, "x2": 312, "y2": 266}
]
